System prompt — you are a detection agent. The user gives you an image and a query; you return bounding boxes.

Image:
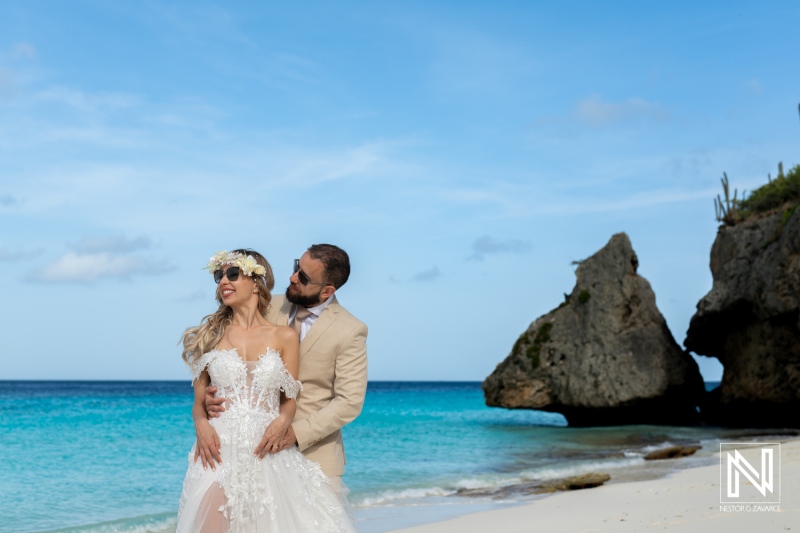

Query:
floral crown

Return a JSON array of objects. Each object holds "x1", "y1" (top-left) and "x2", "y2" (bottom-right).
[{"x1": 205, "y1": 250, "x2": 267, "y2": 283}]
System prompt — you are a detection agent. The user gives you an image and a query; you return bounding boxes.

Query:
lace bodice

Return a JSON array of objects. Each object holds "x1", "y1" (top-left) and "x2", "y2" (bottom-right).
[
  {"x1": 191, "y1": 348, "x2": 302, "y2": 418},
  {"x1": 185, "y1": 348, "x2": 323, "y2": 532}
]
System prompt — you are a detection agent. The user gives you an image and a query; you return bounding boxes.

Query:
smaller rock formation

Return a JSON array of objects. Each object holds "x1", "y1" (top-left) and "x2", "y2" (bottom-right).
[
  {"x1": 456, "y1": 473, "x2": 611, "y2": 498},
  {"x1": 644, "y1": 445, "x2": 701, "y2": 460},
  {"x1": 536, "y1": 473, "x2": 611, "y2": 492},
  {"x1": 483, "y1": 233, "x2": 705, "y2": 426},
  {"x1": 685, "y1": 204, "x2": 800, "y2": 427}
]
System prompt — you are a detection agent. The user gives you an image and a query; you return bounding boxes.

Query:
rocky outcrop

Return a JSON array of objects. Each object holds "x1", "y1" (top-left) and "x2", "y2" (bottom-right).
[
  {"x1": 644, "y1": 445, "x2": 701, "y2": 460},
  {"x1": 685, "y1": 207, "x2": 800, "y2": 427},
  {"x1": 536, "y1": 473, "x2": 611, "y2": 492},
  {"x1": 483, "y1": 233, "x2": 704, "y2": 426},
  {"x1": 457, "y1": 473, "x2": 611, "y2": 498}
]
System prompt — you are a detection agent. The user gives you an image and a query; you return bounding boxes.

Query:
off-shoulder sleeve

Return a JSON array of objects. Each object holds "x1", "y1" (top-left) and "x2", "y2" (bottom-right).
[
  {"x1": 280, "y1": 370, "x2": 303, "y2": 400},
  {"x1": 252, "y1": 349, "x2": 303, "y2": 398},
  {"x1": 188, "y1": 351, "x2": 220, "y2": 383}
]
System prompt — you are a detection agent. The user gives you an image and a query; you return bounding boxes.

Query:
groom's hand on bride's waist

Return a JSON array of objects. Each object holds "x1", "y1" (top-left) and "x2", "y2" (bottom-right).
[
  {"x1": 272, "y1": 426, "x2": 298, "y2": 453},
  {"x1": 202, "y1": 384, "x2": 296, "y2": 452},
  {"x1": 204, "y1": 386, "x2": 226, "y2": 419}
]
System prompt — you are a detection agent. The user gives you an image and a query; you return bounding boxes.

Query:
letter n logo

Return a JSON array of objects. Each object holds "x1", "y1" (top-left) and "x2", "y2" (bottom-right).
[{"x1": 720, "y1": 443, "x2": 781, "y2": 504}]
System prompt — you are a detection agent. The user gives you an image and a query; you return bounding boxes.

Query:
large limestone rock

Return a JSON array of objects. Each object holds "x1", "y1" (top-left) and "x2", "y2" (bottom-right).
[
  {"x1": 685, "y1": 208, "x2": 800, "y2": 427},
  {"x1": 483, "y1": 233, "x2": 704, "y2": 426}
]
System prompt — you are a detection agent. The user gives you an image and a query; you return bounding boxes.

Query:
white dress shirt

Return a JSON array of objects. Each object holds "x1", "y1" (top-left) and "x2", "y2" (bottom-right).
[{"x1": 289, "y1": 295, "x2": 333, "y2": 341}]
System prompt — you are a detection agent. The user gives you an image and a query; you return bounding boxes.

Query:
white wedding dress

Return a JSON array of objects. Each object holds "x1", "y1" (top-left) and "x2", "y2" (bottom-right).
[{"x1": 176, "y1": 348, "x2": 356, "y2": 533}]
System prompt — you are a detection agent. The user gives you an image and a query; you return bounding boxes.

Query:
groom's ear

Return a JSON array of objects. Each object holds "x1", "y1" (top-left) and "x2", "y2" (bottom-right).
[{"x1": 321, "y1": 285, "x2": 336, "y2": 301}]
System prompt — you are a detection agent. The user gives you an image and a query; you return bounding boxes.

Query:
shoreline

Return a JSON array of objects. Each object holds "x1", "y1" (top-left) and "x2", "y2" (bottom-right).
[{"x1": 385, "y1": 438, "x2": 800, "y2": 533}]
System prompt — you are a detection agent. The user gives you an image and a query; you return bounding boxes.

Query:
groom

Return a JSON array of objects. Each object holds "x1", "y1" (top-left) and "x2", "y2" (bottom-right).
[{"x1": 205, "y1": 244, "x2": 368, "y2": 482}]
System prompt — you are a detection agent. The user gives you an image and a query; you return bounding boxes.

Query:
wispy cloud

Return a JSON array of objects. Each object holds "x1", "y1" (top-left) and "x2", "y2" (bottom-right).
[
  {"x1": 513, "y1": 188, "x2": 721, "y2": 218},
  {"x1": 507, "y1": 186, "x2": 719, "y2": 218},
  {"x1": 468, "y1": 235, "x2": 532, "y2": 260},
  {"x1": 35, "y1": 87, "x2": 140, "y2": 113},
  {"x1": 176, "y1": 289, "x2": 208, "y2": 303},
  {"x1": 1, "y1": 43, "x2": 36, "y2": 101},
  {"x1": 745, "y1": 79, "x2": 762, "y2": 95},
  {"x1": 26, "y1": 234, "x2": 166, "y2": 284},
  {"x1": 411, "y1": 266, "x2": 442, "y2": 282},
  {"x1": 573, "y1": 95, "x2": 669, "y2": 127},
  {"x1": 0, "y1": 193, "x2": 17, "y2": 206},
  {"x1": 0, "y1": 68, "x2": 16, "y2": 101},
  {"x1": 0, "y1": 247, "x2": 41, "y2": 262},
  {"x1": 427, "y1": 25, "x2": 533, "y2": 97},
  {"x1": 26, "y1": 251, "x2": 166, "y2": 284},
  {"x1": 70, "y1": 234, "x2": 152, "y2": 254},
  {"x1": 276, "y1": 141, "x2": 389, "y2": 186},
  {"x1": 11, "y1": 42, "x2": 37, "y2": 60}
]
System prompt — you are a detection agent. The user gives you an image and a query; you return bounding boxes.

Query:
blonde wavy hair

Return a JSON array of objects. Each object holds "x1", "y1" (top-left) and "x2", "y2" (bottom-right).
[{"x1": 180, "y1": 248, "x2": 275, "y2": 365}]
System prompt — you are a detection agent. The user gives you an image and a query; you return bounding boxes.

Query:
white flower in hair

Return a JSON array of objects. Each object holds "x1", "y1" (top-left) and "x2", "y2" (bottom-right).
[
  {"x1": 205, "y1": 250, "x2": 266, "y2": 280},
  {"x1": 206, "y1": 250, "x2": 236, "y2": 271},
  {"x1": 237, "y1": 255, "x2": 266, "y2": 277}
]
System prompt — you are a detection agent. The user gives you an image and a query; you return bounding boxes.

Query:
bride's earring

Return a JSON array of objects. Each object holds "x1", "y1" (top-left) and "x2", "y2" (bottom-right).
[{"x1": 253, "y1": 288, "x2": 258, "y2": 293}]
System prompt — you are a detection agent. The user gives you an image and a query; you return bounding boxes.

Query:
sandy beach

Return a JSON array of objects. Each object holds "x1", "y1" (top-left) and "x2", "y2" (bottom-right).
[{"x1": 390, "y1": 439, "x2": 800, "y2": 533}]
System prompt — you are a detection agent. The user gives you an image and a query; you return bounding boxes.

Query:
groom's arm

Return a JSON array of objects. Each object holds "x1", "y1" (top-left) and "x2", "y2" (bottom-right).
[{"x1": 291, "y1": 322, "x2": 368, "y2": 451}]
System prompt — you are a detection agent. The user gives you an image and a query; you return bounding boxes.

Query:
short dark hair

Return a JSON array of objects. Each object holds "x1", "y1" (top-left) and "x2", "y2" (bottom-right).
[{"x1": 308, "y1": 244, "x2": 350, "y2": 289}]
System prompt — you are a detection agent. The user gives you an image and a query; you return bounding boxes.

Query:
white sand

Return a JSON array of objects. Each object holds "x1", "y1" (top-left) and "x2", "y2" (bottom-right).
[{"x1": 390, "y1": 440, "x2": 800, "y2": 533}]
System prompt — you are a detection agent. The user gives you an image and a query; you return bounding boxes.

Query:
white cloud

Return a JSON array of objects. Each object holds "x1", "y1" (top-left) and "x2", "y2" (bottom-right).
[
  {"x1": 176, "y1": 289, "x2": 208, "y2": 303},
  {"x1": 468, "y1": 235, "x2": 532, "y2": 260},
  {"x1": 25, "y1": 233, "x2": 166, "y2": 283},
  {"x1": 71, "y1": 235, "x2": 152, "y2": 254},
  {"x1": 277, "y1": 142, "x2": 387, "y2": 186},
  {"x1": 0, "y1": 193, "x2": 17, "y2": 206},
  {"x1": 0, "y1": 68, "x2": 16, "y2": 101},
  {"x1": 411, "y1": 266, "x2": 442, "y2": 282},
  {"x1": 0, "y1": 247, "x2": 41, "y2": 262},
  {"x1": 26, "y1": 251, "x2": 167, "y2": 284},
  {"x1": 427, "y1": 25, "x2": 533, "y2": 96},
  {"x1": 746, "y1": 79, "x2": 762, "y2": 94},
  {"x1": 35, "y1": 87, "x2": 140, "y2": 113},
  {"x1": 573, "y1": 95, "x2": 669, "y2": 127},
  {"x1": 527, "y1": 188, "x2": 719, "y2": 217},
  {"x1": 11, "y1": 42, "x2": 37, "y2": 60},
  {"x1": 443, "y1": 179, "x2": 721, "y2": 219}
]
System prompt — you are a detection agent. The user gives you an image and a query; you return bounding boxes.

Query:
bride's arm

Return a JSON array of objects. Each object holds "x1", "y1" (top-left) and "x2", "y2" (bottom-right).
[
  {"x1": 193, "y1": 370, "x2": 222, "y2": 469},
  {"x1": 254, "y1": 328, "x2": 300, "y2": 459}
]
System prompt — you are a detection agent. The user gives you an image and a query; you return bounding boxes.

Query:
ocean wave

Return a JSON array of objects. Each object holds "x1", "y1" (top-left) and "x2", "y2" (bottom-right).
[
  {"x1": 35, "y1": 513, "x2": 177, "y2": 533},
  {"x1": 353, "y1": 486, "x2": 459, "y2": 507},
  {"x1": 639, "y1": 441, "x2": 680, "y2": 453},
  {"x1": 518, "y1": 456, "x2": 645, "y2": 480},
  {"x1": 352, "y1": 455, "x2": 647, "y2": 508}
]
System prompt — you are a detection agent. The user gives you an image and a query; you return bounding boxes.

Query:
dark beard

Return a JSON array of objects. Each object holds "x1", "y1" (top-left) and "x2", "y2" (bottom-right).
[{"x1": 285, "y1": 285, "x2": 323, "y2": 308}]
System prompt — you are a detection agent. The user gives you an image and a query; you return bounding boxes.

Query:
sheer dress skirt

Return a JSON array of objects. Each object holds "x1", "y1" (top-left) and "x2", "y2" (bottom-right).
[{"x1": 176, "y1": 349, "x2": 356, "y2": 533}]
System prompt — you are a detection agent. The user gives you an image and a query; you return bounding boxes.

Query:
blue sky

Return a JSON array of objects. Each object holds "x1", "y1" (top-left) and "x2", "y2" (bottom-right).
[{"x1": 1, "y1": 1, "x2": 798, "y2": 381}]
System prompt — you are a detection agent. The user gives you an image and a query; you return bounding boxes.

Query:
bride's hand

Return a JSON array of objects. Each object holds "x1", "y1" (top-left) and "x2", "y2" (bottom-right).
[
  {"x1": 254, "y1": 415, "x2": 290, "y2": 459},
  {"x1": 194, "y1": 419, "x2": 222, "y2": 470}
]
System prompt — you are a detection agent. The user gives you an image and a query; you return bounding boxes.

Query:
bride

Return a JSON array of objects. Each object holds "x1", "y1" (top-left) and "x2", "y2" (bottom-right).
[{"x1": 176, "y1": 249, "x2": 356, "y2": 533}]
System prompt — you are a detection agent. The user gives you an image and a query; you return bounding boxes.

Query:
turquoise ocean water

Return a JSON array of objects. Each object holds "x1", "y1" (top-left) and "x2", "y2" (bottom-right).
[{"x1": 0, "y1": 380, "x2": 782, "y2": 533}]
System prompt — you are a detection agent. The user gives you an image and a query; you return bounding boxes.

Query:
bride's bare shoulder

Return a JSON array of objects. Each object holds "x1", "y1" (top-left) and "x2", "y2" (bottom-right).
[
  {"x1": 261, "y1": 322, "x2": 298, "y2": 345},
  {"x1": 274, "y1": 324, "x2": 299, "y2": 344}
]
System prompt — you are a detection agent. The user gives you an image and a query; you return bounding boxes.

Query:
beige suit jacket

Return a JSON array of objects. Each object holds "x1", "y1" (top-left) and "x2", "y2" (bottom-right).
[{"x1": 267, "y1": 294, "x2": 368, "y2": 477}]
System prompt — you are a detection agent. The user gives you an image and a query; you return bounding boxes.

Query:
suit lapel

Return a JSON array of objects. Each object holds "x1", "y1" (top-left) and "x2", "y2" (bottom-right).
[
  {"x1": 271, "y1": 296, "x2": 292, "y2": 326},
  {"x1": 299, "y1": 296, "x2": 340, "y2": 359}
]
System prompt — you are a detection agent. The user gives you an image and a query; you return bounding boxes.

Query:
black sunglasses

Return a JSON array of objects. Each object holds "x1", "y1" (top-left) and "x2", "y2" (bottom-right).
[
  {"x1": 293, "y1": 259, "x2": 327, "y2": 286},
  {"x1": 214, "y1": 266, "x2": 241, "y2": 284}
]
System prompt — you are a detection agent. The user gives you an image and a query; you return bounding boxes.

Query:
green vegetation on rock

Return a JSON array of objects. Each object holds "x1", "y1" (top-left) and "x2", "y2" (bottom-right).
[
  {"x1": 781, "y1": 204, "x2": 798, "y2": 226},
  {"x1": 740, "y1": 162, "x2": 800, "y2": 215},
  {"x1": 512, "y1": 333, "x2": 527, "y2": 358},
  {"x1": 526, "y1": 322, "x2": 553, "y2": 369},
  {"x1": 716, "y1": 162, "x2": 800, "y2": 225}
]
